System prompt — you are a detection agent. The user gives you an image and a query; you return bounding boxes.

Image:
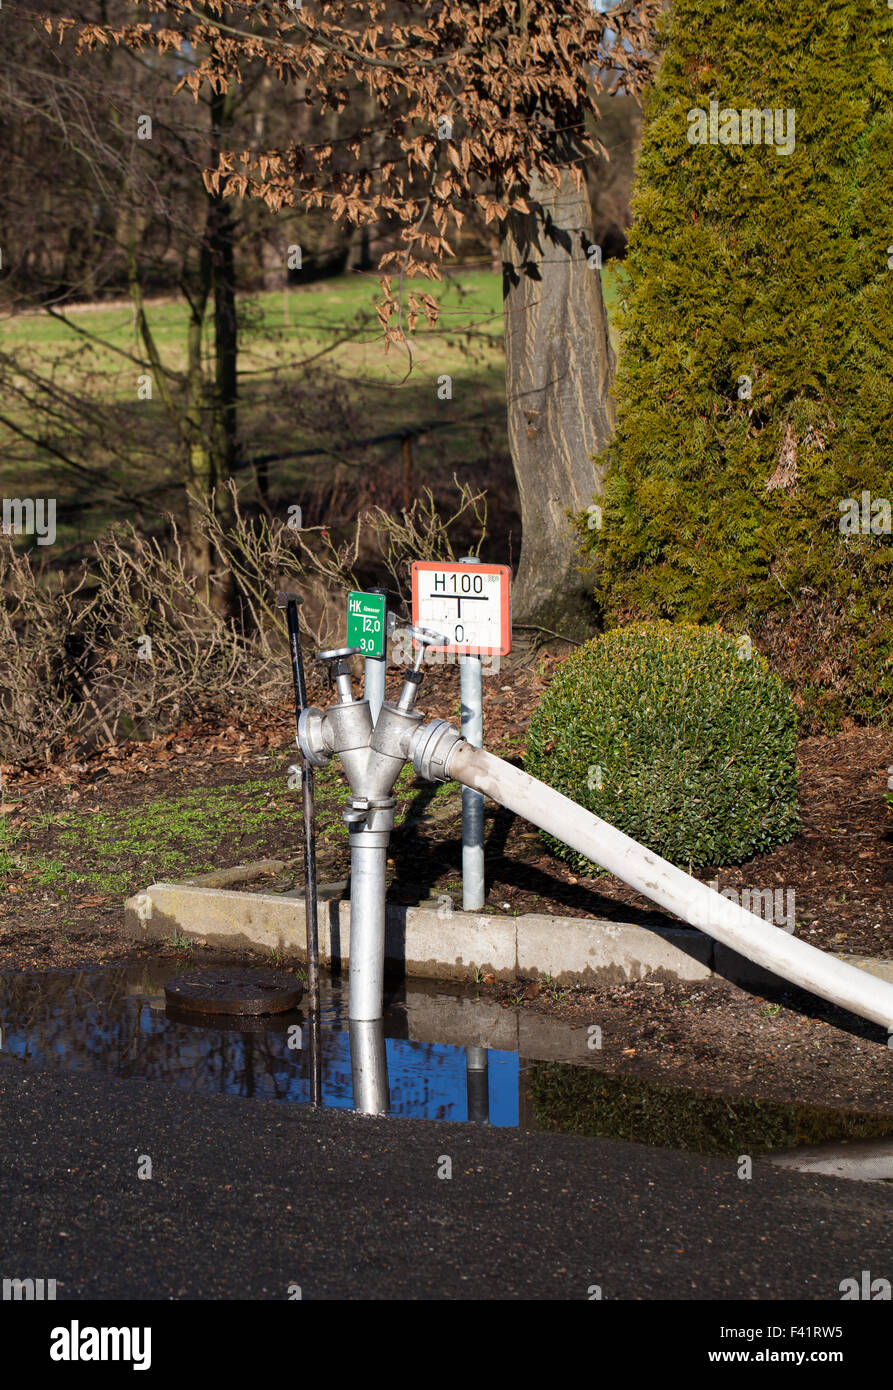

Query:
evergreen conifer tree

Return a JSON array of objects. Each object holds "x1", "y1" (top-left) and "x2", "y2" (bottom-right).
[{"x1": 591, "y1": 0, "x2": 893, "y2": 729}]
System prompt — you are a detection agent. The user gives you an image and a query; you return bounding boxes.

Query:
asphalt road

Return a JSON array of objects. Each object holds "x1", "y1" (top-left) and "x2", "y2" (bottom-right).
[{"x1": 1, "y1": 1056, "x2": 891, "y2": 1302}]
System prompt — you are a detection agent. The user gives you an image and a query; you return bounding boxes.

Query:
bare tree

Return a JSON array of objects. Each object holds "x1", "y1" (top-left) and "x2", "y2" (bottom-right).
[{"x1": 64, "y1": 0, "x2": 660, "y2": 631}]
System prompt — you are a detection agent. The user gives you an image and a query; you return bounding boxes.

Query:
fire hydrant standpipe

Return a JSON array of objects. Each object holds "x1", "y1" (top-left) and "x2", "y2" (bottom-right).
[
  {"x1": 298, "y1": 639, "x2": 893, "y2": 1034},
  {"x1": 300, "y1": 627, "x2": 441, "y2": 1021}
]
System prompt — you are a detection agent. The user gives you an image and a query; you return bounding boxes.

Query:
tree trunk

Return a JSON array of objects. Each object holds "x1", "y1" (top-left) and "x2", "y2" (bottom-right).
[
  {"x1": 184, "y1": 311, "x2": 215, "y2": 599},
  {"x1": 502, "y1": 166, "x2": 615, "y2": 637},
  {"x1": 205, "y1": 87, "x2": 237, "y2": 614},
  {"x1": 210, "y1": 89, "x2": 238, "y2": 487}
]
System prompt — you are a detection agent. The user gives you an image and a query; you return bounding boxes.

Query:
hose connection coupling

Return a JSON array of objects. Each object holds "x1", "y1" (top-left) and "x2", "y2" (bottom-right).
[
  {"x1": 297, "y1": 705, "x2": 334, "y2": 767},
  {"x1": 343, "y1": 796, "x2": 396, "y2": 838},
  {"x1": 309, "y1": 645, "x2": 374, "y2": 773},
  {"x1": 410, "y1": 719, "x2": 464, "y2": 784}
]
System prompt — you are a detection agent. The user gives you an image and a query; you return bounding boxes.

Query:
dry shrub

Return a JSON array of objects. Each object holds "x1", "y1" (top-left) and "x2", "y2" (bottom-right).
[{"x1": 0, "y1": 479, "x2": 486, "y2": 762}]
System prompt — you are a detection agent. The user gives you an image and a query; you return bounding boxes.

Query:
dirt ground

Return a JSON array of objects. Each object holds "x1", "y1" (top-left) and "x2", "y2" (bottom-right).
[
  {"x1": 1, "y1": 650, "x2": 891, "y2": 1112},
  {"x1": 500, "y1": 975, "x2": 893, "y2": 1116}
]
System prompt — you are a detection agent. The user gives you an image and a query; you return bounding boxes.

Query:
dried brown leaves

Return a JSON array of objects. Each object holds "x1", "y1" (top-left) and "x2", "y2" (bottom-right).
[{"x1": 50, "y1": 0, "x2": 660, "y2": 331}]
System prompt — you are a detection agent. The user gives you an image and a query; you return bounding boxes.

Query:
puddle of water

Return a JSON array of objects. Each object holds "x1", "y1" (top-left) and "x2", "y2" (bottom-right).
[
  {"x1": 0, "y1": 963, "x2": 519, "y2": 1126},
  {"x1": 769, "y1": 1139, "x2": 893, "y2": 1184},
  {"x1": 525, "y1": 1062, "x2": 893, "y2": 1156},
  {"x1": 1, "y1": 962, "x2": 891, "y2": 1155}
]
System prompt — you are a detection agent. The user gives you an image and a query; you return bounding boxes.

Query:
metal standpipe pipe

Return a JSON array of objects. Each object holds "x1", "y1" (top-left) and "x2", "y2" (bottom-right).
[
  {"x1": 298, "y1": 627, "x2": 446, "y2": 1023},
  {"x1": 465, "y1": 1045, "x2": 490, "y2": 1125},
  {"x1": 349, "y1": 1019, "x2": 390, "y2": 1115},
  {"x1": 409, "y1": 721, "x2": 893, "y2": 1033},
  {"x1": 345, "y1": 803, "x2": 393, "y2": 1022}
]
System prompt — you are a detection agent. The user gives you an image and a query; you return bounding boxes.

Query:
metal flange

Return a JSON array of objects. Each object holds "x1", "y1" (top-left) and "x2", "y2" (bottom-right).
[
  {"x1": 343, "y1": 797, "x2": 369, "y2": 825},
  {"x1": 297, "y1": 705, "x2": 332, "y2": 766},
  {"x1": 343, "y1": 795, "x2": 396, "y2": 832},
  {"x1": 410, "y1": 718, "x2": 463, "y2": 783}
]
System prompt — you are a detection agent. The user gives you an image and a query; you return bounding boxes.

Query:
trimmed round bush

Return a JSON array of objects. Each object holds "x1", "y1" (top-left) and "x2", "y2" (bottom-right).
[{"x1": 524, "y1": 621, "x2": 799, "y2": 874}]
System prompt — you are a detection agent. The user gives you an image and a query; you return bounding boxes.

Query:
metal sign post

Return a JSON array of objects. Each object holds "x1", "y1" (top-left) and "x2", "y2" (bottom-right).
[
  {"x1": 347, "y1": 588, "x2": 388, "y2": 726},
  {"x1": 411, "y1": 558, "x2": 511, "y2": 912},
  {"x1": 458, "y1": 557, "x2": 484, "y2": 910}
]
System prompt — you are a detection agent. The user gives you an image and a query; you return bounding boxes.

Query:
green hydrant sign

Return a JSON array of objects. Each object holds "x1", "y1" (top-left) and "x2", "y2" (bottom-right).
[{"x1": 346, "y1": 590, "x2": 386, "y2": 657}]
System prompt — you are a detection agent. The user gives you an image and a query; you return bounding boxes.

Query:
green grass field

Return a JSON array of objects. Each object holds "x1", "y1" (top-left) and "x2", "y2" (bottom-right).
[
  {"x1": 1, "y1": 267, "x2": 505, "y2": 380},
  {"x1": 0, "y1": 263, "x2": 624, "y2": 549}
]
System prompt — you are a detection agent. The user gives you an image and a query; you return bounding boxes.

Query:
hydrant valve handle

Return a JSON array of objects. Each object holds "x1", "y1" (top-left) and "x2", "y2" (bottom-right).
[
  {"x1": 316, "y1": 646, "x2": 363, "y2": 702},
  {"x1": 316, "y1": 646, "x2": 363, "y2": 676},
  {"x1": 404, "y1": 625, "x2": 447, "y2": 652}
]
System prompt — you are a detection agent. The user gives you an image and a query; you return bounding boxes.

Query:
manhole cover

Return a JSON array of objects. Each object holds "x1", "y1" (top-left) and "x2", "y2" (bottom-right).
[{"x1": 164, "y1": 967, "x2": 302, "y2": 1016}]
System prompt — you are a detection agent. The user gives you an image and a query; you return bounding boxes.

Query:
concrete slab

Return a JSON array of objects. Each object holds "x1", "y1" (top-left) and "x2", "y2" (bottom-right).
[
  {"x1": 124, "y1": 882, "x2": 301, "y2": 957},
  {"x1": 184, "y1": 859, "x2": 297, "y2": 889},
  {"x1": 398, "y1": 905, "x2": 516, "y2": 980},
  {"x1": 713, "y1": 942, "x2": 786, "y2": 992},
  {"x1": 124, "y1": 881, "x2": 714, "y2": 986},
  {"x1": 712, "y1": 943, "x2": 893, "y2": 996},
  {"x1": 839, "y1": 954, "x2": 893, "y2": 987}
]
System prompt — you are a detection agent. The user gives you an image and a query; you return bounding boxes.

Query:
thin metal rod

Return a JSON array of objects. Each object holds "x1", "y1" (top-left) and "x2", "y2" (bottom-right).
[{"x1": 284, "y1": 596, "x2": 322, "y2": 1106}]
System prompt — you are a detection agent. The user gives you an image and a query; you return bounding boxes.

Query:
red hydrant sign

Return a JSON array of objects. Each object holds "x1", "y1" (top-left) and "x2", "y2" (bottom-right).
[{"x1": 411, "y1": 561, "x2": 512, "y2": 655}]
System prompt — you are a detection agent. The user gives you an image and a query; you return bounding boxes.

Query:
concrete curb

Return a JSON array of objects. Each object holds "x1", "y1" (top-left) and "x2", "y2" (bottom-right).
[{"x1": 123, "y1": 875, "x2": 893, "y2": 991}]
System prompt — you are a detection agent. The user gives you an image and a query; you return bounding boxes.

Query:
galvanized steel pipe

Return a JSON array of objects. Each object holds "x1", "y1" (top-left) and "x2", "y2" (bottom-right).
[{"x1": 347, "y1": 822, "x2": 390, "y2": 1022}]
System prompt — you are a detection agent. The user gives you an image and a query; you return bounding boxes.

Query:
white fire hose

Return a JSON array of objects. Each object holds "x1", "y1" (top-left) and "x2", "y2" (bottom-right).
[{"x1": 410, "y1": 721, "x2": 893, "y2": 1033}]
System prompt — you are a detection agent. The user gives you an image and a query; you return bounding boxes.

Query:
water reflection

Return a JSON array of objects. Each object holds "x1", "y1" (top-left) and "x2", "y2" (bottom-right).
[
  {"x1": 349, "y1": 1020, "x2": 389, "y2": 1116},
  {"x1": 3, "y1": 963, "x2": 891, "y2": 1153},
  {"x1": 465, "y1": 1046, "x2": 490, "y2": 1126},
  {"x1": 0, "y1": 964, "x2": 519, "y2": 1126}
]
